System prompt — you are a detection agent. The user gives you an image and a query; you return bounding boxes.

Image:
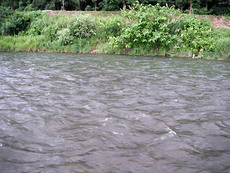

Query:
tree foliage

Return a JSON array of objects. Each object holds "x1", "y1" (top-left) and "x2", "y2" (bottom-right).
[
  {"x1": 0, "y1": 0, "x2": 229, "y2": 15},
  {"x1": 110, "y1": 2, "x2": 216, "y2": 57}
]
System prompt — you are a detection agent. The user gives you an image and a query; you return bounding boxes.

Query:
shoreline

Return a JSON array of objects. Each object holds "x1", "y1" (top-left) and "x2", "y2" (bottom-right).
[{"x1": 1, "y1": 48, "x2": 228, "y2": 62}]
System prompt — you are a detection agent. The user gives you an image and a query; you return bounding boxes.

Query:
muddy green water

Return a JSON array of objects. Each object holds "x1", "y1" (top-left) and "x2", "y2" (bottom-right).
[{"x1": 0, "y1": 52, "x2": 230, "y2": 173}]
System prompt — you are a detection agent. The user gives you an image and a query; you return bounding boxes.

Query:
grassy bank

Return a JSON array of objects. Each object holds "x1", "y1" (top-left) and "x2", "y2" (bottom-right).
[{"x1": 0, "y1": 4, "x2": 230, "y2": 60}]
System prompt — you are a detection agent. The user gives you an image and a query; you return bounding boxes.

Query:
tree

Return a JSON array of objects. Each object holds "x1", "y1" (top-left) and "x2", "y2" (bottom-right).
[
  {"x1": 93, "y1": 0, "x2": 97, "y2": 11},
  {"x1": 11, "y1": 0, "x2": 15, "y2": 10},
  {"x1": 62, "y1": 0, "x2": 65, "y2": 10},
  {"x1": 189, "y1": 0, "x2": 192, "y2": 13}
]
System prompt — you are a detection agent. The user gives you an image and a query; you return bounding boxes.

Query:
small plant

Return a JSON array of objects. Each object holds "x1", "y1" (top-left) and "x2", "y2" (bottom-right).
[
  {"x1": 42, "y1": 23, "x2": 59, "y2": 41},
  {"x1": 27, "y1": 13, "x2": 50, "y2": 35},
  {"x1": 85, "y1": 5, "x2": 93, "y2": 11},
  {"x1": 57, "y1": 28, "x2": 73, "y2": 45},
  {"x1": 98, "y1": 15, "x2": 125, "y2": 39}
]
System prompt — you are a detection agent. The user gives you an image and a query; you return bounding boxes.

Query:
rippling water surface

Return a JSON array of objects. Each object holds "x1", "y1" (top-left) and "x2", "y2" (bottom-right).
[{"x1": 0, "y1": 52, "x2": 230, "y2": 173}]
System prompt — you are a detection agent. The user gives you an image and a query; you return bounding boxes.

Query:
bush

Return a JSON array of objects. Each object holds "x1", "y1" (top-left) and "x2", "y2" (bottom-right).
[
  {"x1": 204, "y1": 29, "x2": 230, "y2": 60},
  {"x1": 27, "y1": 13, "x2": 50, "y2": 35},
  {"x1": 110, "y1": 3, "x2": 180, "y2": 50},
  {"x1": 85, "y1": 5, "x2": 93, "y2": 11},
  {"x1": 1, "y1": 12, "x2": 30, "y2": 35},
  {"x1": 211, "y1": 6, "x2": 230, "y2": 16},
  {"x1": 42, "y1": 14, "x2": 97, "y2": 44},
  {"x1": 1, "y1": 11, "x2": 45, "y2": 35},
  {"x1": 109, "y1": 2, "x2": 216, "y2": 57},
  {"x1": 57, "y1": 28, "x2": 74, "y2": 45},
  {"x1": 99, "y1": 0, "x2": 120, "y2": 11},
  {"x1": 98, "y1": 16, "x2": 125, "y2": 39},
  {"x1": 24, "y1": 4, "x2": 38, "y2": 11},
  {"x1": 42, "y1": 23, "x2": 59, "y2": 41},
  {"x1": 40, "y1": 15, "x2": 69, "y2": 41},
  {"x1": 68, "y1": 15, "x2": 96, "y2": 38},
  {"x1": 0, "y1": 6, "x2": 13, "y2": 34},
  {"x1": 169, "y1": 15, "x2": 216, "y2": 55}
]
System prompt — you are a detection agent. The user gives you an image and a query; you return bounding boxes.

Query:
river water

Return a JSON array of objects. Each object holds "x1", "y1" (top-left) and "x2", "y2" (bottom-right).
[{"x1": 0, "y1": 52, "x2": 230, "y2": 173}]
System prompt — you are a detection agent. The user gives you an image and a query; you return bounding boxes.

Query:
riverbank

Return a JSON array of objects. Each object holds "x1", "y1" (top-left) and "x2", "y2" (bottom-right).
[
  {"x1": 1, "y1": 30, "x2": 229, "y2": 61},
  {"x1": 1, "y1": 31, "x2": 229, "y2": 61},
  {"x1": 0, "y1": 4, "x2": 230, "y2": 60}
]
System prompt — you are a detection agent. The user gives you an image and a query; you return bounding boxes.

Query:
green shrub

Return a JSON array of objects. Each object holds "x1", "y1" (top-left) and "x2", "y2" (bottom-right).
[
  {"x1": 27, "y1": 13, "x2": 50, "y2": 35},
  {"x1": 204, "y1": 29, "x2": 230, "y2": 60},
  {"x1": 98, "y1": 15, "x2": 125, "y2": 39},
  {"x1": 24, "y1": 4, "x2": 38, "y2": 11},
  {"x1": 0, "y1": 6, "x2": 13, "y2": 31},
  {"x1": 85, "y1": 5, "x2": 93, "y2": 11},
  {"x1": 109, "y1": 2, "x2": 216, "y2": 57},
  {"x1": 1, "y1": 11, "x2": 46, "y2": 35},
  {"x1": 169, "y1": 15, "x2": 216, "y2": 56},
  {"x1": 57, "y1": 28, "x2": 74, "y2": 45},
  {"x1": 1, "y1": 12, "x2": 30, "y2": 35},
  {"x1": 211, "y1": 6, "x2": 230, "y2": 16},
  {"x1": 41, "y1": 14, "x2": 97, "y2": 45},
  {"x1": 110, "y1": 3, "x2": 180, "y2": 51},
  {"x1": 42, "y1": 15, "x2": 69, "y2": 41},
  {"x1": 0, "y1": 35, "x2": 46, "y2": 52},
  {"x1": 42, "y1": 23, "x2": 59, "y2": 41},
  {"x1": 68, "y1": 15, "x2": 96, "y2": 38}
]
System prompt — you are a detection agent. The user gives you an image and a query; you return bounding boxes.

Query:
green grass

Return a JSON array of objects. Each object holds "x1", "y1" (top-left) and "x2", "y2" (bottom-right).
[
  {"x1": 0, "y1": 35, "x2": 46, "y2": 52},
  {"x1": 204, "y1": 29, "x2": 230, "y2": 60},
  {"x1": 1, "y1": 31, "x2": 229, "y2": 61},
  {"x1": 0, "y1": 35, "x2": 98, "y2": 53}
]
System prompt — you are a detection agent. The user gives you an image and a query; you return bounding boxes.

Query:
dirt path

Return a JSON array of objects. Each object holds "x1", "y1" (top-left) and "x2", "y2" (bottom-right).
[{"x1": 45, "y1": 11, "x2": 230, "y2": 29}]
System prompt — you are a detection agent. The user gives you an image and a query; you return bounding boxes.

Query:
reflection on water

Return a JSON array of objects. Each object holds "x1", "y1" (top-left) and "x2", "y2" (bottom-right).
[{"x1": 0, "y1": 52, "x2": 230, "y2": 173}]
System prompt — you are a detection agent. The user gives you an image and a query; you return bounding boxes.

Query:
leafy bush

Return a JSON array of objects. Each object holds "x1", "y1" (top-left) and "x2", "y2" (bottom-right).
[
  {"x1": 99, "y1": 0, "x2": 120, "y2": 11},
  {"x1": 68, "y1": 15, "x2": 96, "y2": 38},
  {"x1": 1, "y1": 11, "x2": 46, "y2": 35},
  {"x1": 42, "y1": 14, "x2": 97, "y2": 44},
  {"x1": 40, "y1": 15, "x2": 70, "y2": 41},
  {"x1": 0, "y1": 6, "x2": 13, "y2": 34},
  {"x1": 193, "y1": 8, "x2": 208, "y2": 15},
  {"x1": 85, "y1": 5, "x2": 93, "y2": 11},
  {"x1": 204, "y1": 29, "x2": 230, "y2": 60},
  {"x1": 27, "y1": 13, "x2": 50, "y2": 35},
  {"x1": 169, "y1": 16, "x2": 216, "y2": 55},
  {"x1": 42, "y1": 23, "x2": 59, "y2": 41},
  {"x1": 24, "y1": 4, "x2": 38, "y2": 11},
  {"x1": 99, "y1": 16, "x2": 125, "y2": 39},
  {"x1": 57, "y1": 28, "x2": 74, "y2": 45},
  {"x1": 1, "y1": 12, "x2": 30, "y2": 35},
  {"x1": 211, "y1": 6, "x2": 230, "y2": 16},
  {"x1": 109, "y1": 2, "x2": 216, "y2": 57},
  {"x1": 0, "y1": 6, "x2": 13, "y2": 22},
  {"x1": 110, "y1": 3, "x2": 180, "y2": 50}
]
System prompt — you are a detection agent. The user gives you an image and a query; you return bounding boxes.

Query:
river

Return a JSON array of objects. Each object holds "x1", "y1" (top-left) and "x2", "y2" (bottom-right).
[{"x1": 0, "y1": 52, "x2": 230, "y2": 173}]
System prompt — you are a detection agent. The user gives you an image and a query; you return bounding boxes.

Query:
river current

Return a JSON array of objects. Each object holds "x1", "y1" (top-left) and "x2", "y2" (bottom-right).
[{"x1": 0, "y1": 52, "x2": 230, "y2": 173}]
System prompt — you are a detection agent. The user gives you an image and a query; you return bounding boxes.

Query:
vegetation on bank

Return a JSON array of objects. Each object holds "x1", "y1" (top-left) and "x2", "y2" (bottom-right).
[{"x1": 0, "y1": 3, "x2": 230, "y2": 60}]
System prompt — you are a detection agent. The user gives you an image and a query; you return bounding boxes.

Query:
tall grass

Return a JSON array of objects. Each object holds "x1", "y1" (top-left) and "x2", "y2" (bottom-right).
[
  {"x1": 204, "y1": 29, "x2": 230, "y2": 60},
  {"x1": 0, "y1": 36, "x2": 45, "y2": 52}
]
